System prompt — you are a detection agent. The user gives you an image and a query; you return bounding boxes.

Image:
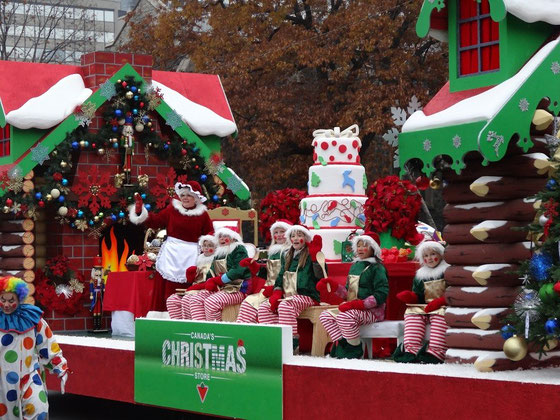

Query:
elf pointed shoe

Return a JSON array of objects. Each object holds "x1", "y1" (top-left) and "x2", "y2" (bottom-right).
[
  {"x1": 391, "y1": 343, "x2": 417, "y2": 363},
  {"x1": 336, "y1": 340, "x2": 363, "y2": 359},
  {"x1": 417, "y1": 351, "x2": 444, "y2": 364}
]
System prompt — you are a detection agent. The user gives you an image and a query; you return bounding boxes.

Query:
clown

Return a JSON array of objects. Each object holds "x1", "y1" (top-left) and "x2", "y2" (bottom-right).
[
  {"x1": 237, "y1": 219, "x2": 292, "y2": 323},
  {"x1": 393, "y1": 240, "x2": 450, "y2": 363},
  {"x1": 130, "y1": 181, "x2": 213, "y2": 308},
  {"x1": 165, "y1": 234, "x2": 217, "y2": 319},
  {"x1": 318, "y1": 232, "x2": 388, "y2": 359},
  {"x1": 0, "y1": 276, "x2": 69, "y2": 419}
]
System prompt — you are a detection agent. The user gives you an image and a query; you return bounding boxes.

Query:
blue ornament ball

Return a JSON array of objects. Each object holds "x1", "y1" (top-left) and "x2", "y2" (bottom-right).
[
  {"x1": 111, "y1": 214, "x2": 117, "y2": 222},
  {"x1": 34, "y1": 192, "x2": 42, "y2": 200},
  {"x1": 71, "y1": 141, "x2": 79, "y2": 149},
  {"x1": 142, "y1": 116, "x2": 150, "y2": 123},
  {"x1": 545, "y1": 318, "x2": 559, "y2": 335},
  {"x1": 141, "y1": 193, "x2": 146, "y2": 200},
  {"x1": 212, "y1": 195, "x2": 219, "y2": 202},
  {"x1": 88, "y1": 220, "x2": 94, "y2": 226},
  {"x1": 200, "y1": 174, "x2": 207, "y2": 183},
  {"x1": 112, "y1": 126, "x2": 118, "y2": 132},
  {"x1": 118, "y1": 211, "x2": 125, "y2": 218},
  {"x1": 131, "y1": 86, "x2": 137, "y2": 93},
  {"x1": 70, "y1": 223, "x2": 75, "y2": 228},
  {"x1": 125, "y1": 116, "x2": 133, "y2": 124},
  {"x1": 163, "y1": 144, "x2": 169, "y2": 150},
  {"x1": 132, "y1": 109, "x2": 138, "y2": 115},
  {"x1": 133, "y1": 95, "x2": 139, "y2": 101},
  {"x1": 193, "y1": 147, "x2": 199, "y2": 153},
  {"x1": 546, "y1": 179, "x2": 557, "y2": 190},
  {"x1": 145, "y1": 204, "x2": 151, "y2": 211},
  {"x1": 115, "y1": 109, "x2": 122, "y2": 117},
  {"x1": 77, "y1": 210, "x2": 84, "y2": 218},
  {"x1": 500, "y1": 324, "x2": 515, "y2": 340},
  {"x1": 62, "y1": 179, "x2": 68, "y2": 186},
  {"x1": 113, "y1": 142, "x2": 119, "y2": 149},
  {"x1": 58, "y1": 195, "x2": 65, "y2": 203},
  {"x1": 84, "y1": 141, "x2": 89, "y2": 148},
  {"x1": 530, "y1": 252, "x2": 553, "y2": 282}
]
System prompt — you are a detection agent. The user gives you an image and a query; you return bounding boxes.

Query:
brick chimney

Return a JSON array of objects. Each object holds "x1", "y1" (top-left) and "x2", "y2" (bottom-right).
[{"x1": 81, "y1": 51, "x2": 153, "y2": 90}]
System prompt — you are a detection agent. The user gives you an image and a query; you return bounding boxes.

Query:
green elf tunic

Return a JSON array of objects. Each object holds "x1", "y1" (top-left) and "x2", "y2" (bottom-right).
[
  {"x1": 406, "y1": 261, "x2": 450, "y2": 316},
  {"x1": 274, "y1": 250, "x2": 323, "y2": 302},
  {"x1": 209, "y1": 243, "x2": 251, "y2": 293},
  {"x1": 245, "y1": 245, "x2": 287, "y2": 308}
]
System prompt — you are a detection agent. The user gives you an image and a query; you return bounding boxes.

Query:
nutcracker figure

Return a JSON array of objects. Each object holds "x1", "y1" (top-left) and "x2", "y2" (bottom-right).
[
  {"x1": 90, "y1": 255, "x2": 108, "y2": 331},
  {"x1": 121, "y1": 116, "x2": 135, "y2": 185}
]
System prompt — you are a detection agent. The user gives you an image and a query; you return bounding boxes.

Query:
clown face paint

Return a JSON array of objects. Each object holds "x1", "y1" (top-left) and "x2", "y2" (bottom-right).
[
  {"x1": 219, "y1": 234, "x2": 232, "y2": 246},
  {"x1": 272, "y1": 227, "x2": 287, "y2": 245},
  {"x1": 356, "y1": 240, "x2": 374, "y2": 260},
  {"x1": 0, "y1": 292, "x2": 18, "y2": 315},
  {"x1": 180, "y1": 193, "x2": 196, "y2": 209},
  {"x1": 201, "y1": 240, "x2": 215, "y2": 256},
  {"x1": 291, "y1": 230, "x2": 306, "y2": 251},
  {"x1": 423, "y1": 249, "x2": 442, "y2": 268}
]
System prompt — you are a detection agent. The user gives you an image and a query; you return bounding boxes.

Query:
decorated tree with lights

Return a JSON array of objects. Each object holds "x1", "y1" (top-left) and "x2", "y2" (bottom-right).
[{"x1": 503, "y1": 143, "x2": 560, "y2": 360}]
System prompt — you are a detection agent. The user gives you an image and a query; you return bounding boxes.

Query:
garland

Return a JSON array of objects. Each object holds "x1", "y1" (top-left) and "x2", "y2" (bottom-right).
[
  {"x1": 0, "y1": 77, "x2": 248, "y2": 233},
  {"x1": 364, "y1": 175, "x2": 424, "y2": 245},
  {"x1": 34, "y1": 256, "x2": 87, "y2": 317},
  {"x1": 259, "y1": 188, "x2": 307, "y2": 242}
]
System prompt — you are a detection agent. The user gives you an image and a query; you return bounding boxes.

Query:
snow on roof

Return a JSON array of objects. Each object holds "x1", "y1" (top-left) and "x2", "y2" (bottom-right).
[
  {"x1": 505, "y1": 0, "x2": 560, "y2": 25},
  {"x1": 402, "y1": 36, "x2": 559, "y2": 133},
  {"x1": 153, "y1": 80, "x2": 237, "y2": 138},
  {"x1": 6, "y1": 74, "x2": 92, "y2": 130}
]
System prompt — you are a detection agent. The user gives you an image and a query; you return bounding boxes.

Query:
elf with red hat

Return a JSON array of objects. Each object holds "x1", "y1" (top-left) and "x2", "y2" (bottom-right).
[
  {"x1": 129, "y1": 181, "x2": 213, "y2": 308},
  {"x1": 257, "y1": 225, "x2": 324, "y2": 351},
  {"x1": 187, "y1": 226, "x2": 252, "y2": 321},
  {"x1": 393, "y1": 240, "x2": 449, "y2": 363},
  {"x1": 319, "y1": 232, "x2": 389, "y2": 359},
  {"x1": 237, "y1": 219, "x2": 292, "y2": 323}
]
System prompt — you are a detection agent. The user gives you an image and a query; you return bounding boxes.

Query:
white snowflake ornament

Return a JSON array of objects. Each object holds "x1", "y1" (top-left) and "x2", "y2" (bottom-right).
[
  {"x1": 391, "y1": 107, "x2": 407, "y2": 126},
  {"x1": 382, "y1": 127, "x2": 399, "y2": 147},
  {"x1": 423, "y1": 139, "x2": 432, "y2": 151},
  {"x1": 407, "y1": 95, "x2": 422, "y2": 115},
  {"x1": 393, "y1": 149, "x2": 400, "y2": 169},
  {"x1": 518, "y1": 98, "x2": 529, "y2": 112},
  {"x1": 552, "y1": 61, "x2": 560, "y2": 75},
  {"x1": 30, "y1": 144, "x2": 50, "y2": 165},
  {"x1": 452, "y1": 135, "x2": 461, "y2": 149}
]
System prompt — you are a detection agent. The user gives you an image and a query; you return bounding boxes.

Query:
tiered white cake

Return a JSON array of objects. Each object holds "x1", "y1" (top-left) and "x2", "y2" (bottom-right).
[{"x1": 299, "y1": 125, "x2": 368, "y2": 261}]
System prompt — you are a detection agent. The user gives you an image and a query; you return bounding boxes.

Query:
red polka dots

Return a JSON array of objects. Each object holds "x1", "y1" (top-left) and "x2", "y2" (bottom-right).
[
  {"x1": 0, "y1": 404, "x2": 6, "y2": 416},
  {"x1": 320, "y1": 142, "x2": 329, "y2": 150},
  {"x1": 312, "y1": 141, "x2": 317, "y2": 147},
  {"x1": 339, "y1": 145, "x2": 347, "y2": 153},
  {"x1": 23, "y1": 337, "x2": 33, "y2": 350},
  {"x1": 357, "y1": 156, "x2": 361, "y2": 163},
  {"x1": 331, "y1": 140, "x2": 337, "y2": 146},
  {"x1": 352, "y1": 140, "x2": 359, "y2": 148},
  {"x1": 313, "y1": 152, "x2": 317, "y2": 161},
  {"x1": 329, "y1": 155, "x2": 335, "y2": 161},
  {"x1": 45, "y1": 327, "x2": 53, "y2": 338},
  {"x1": 348, "y1": 154, "x2": 353, "y2": 160},
  {"x1": 23, "y1": 387, "x2": 33, "y2": 399}
]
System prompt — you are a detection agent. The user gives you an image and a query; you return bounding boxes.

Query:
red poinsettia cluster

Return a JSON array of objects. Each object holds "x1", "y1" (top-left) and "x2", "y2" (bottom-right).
[
  {"x1": 365, "y1": 175, "x2": 424, "y2": 245},
  {"x1": 381, "y1": 247, "x2": 412, "y2": 263},
  {"x1": 259, "y1": 188, "x2": 307, "y2": 242},
  {"x1": 35, "y1": 256, "x2": 87, "y2": 316}
]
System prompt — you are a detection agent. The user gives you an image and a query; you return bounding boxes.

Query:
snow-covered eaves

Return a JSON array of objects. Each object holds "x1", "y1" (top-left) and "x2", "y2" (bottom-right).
[
  {"x1": 153, "y1": 80, "x2": 237, "y2": 138},
  {"x1": 402, "y1": 36, "x2": 559, "y2": 133},
  {"x1": 6, "y1": 74, "x2": 92, "y2": 130},
  {"x1": 505, "y1": 0, "x2": 560, "y2": 26}
]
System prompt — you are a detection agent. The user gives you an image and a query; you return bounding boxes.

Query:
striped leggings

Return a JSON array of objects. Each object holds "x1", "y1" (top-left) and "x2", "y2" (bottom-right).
[
  {"x1": 403, "y1": 313, "x2": 448, "y2": 360},
  {"x1": 204, "y1": 291, "x2": 246, "y2": 321},
  {"x1": 186, "y1": 290, "x2": 214, "y2": 320},
  {"x1": 166, "y1": 294, "x2": 183, "y2": 319},
  {"x1": 236, "y1": 300, "x2": 259, "y2": 324},
  {"x1": 319, "y1": 309, "x2": 380, "y2": 342},
  {"x1": 257, "y1": 294, "x2": 316, "y2": 335}
]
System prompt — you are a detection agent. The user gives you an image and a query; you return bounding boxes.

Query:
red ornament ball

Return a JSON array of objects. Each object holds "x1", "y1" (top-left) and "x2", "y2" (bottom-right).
[
  {"x1": 139, "y1": 102, "x2": 144, "y2": 108},
  {"x1": 181, "y1": 149, "x2": 187, "y2": 155},
  {"x1": 122, "y1": 81, "x2": 127, "y2": 87},
  {"x1": 38, "y1": 200, "x2": 45, "y2": 208},
  {"x1": 5, "y1": 198, "x2": 13, "y2": 206}
]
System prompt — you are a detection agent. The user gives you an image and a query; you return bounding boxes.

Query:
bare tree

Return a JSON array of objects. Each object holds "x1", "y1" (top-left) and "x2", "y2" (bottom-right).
[{"x1": 0, "y1": 0, "x2": 99, "y2": 63}]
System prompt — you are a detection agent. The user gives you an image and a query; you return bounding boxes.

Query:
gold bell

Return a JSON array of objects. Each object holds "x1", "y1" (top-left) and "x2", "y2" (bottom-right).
[{"x1": 429, "y1": 177, "x2": 442, "y2": 189}]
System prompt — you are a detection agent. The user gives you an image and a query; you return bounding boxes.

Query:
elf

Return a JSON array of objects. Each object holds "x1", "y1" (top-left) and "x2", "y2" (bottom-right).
[
  {"x1": 318, "y1": 232, "x2": 388, "y2": 359},
  {"x1": 129, "y1": 181, "x2": 213, "y2": 310},
  {"x1": 0, "y1": 276, "x2": 69, "y2": 419},
  {"x1": 257, "y1": 225, "x2": 323, "y2": 350},
  {"x1": 165, "y1": 234, "x2": 217, "y2": 319},
  {"x1": 188, "y1": 227, "x2": 251, "y2": 321},
  {"x1": 393, "y1": 240, "x2": 450, "y2": 363},
  {"x1": 237, "y1": 219, "x2": 292, "y2": 323}
]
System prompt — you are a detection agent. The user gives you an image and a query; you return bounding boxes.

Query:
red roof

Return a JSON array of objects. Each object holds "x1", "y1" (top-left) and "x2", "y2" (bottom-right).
[
  {"x1": 422, "y1": 81, "x2": 494, "y2": 116},
  {"x1": 0, "y1": 60, "x2": 81, "y2": 114}
]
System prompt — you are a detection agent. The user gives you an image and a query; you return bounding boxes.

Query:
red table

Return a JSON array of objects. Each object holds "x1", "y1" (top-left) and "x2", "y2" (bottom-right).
[{"x1": 104, "y1": 271, "x2": 158, "y2": 318}]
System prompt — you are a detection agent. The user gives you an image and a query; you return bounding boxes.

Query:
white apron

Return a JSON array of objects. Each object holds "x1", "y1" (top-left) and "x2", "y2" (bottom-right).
[{"x1": 156, "y1": 236, "x2": 198, "y2": 283}]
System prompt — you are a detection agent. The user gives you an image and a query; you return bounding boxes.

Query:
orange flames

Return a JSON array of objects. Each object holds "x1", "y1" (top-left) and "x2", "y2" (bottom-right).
[{"x1": 101, "y1": 227, "x2": 129, "y2": 272}]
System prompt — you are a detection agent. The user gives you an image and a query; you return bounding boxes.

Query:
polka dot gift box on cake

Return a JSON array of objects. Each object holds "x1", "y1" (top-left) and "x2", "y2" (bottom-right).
[{"x1": 300, "y1": 125, "x2": 368, "y2": 261}]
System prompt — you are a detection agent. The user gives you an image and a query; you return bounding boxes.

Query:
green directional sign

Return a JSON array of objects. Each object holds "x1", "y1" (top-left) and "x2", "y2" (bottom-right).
[{"x1": 134, "y1": 319, "x2": 291, "y2": 419}]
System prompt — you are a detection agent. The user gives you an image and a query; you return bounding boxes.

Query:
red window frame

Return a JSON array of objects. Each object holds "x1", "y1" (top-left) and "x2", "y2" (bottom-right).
[
  {"x1": 457, "y1": 0, "x2": 500, "y2": 76},
  {"x1": 0, "y1": 125, "x2": 10, "y2": 157}
]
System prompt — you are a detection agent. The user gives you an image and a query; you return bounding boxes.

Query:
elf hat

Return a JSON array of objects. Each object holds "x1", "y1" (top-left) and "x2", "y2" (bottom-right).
[
  {"x1": 415, "y1": 240, "x2": 445, "y2": 264},
  {"x1": 270, "y1": 219, "x2": 293, "y2": 234},
  {"x1": 198, "y1": 234, "x2": 218, "y2": 248},
  {"x1": 352, "y1": 232, "x2": 382, "y2": 258},
  {"x1": 175, "y1": 181, "x2": 207, "y2": 203},
  {"x1": 285, "y1": 224, "x2": 312, "y2": 242},
  {"x1": 215, "y1": 226, "x2": 242, "y2": 243},
  {"x1": 0, "y1": 276, "x2": 29, "y2": 303}
]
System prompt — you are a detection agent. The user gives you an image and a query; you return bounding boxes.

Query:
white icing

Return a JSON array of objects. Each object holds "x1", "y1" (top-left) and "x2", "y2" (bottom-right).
[
  {"x1": 524, "y1": 153, "x2": 549, "y2": 160},
  {"x1": 472, "y1": 176, "x2": 503, "y2": 185},
  {"x1": 454, "y1": 202, "x2": 504, "y2": 210},
  {"x1": 447, "y1": 328, "x2": 500, "y2": 336},
  {"x1": 474, "y1": 264, "x2": 511, "y2": 272},
  {"x1": 460, "y1": 287, "x2": 488, "y2": 294},
  {"x1": 529, "y1": 350, "x2": 560, "y2": 361},
  {"x1": 473, "y1": 308, "x2": 509, "y2": 317},
  {"x1": 0, "y1": 246, "x2": 19, "y2": 251},
  {"x1": 312, "y1": 136, "x2": 362, "y2": 164},
  {"x1": 308, "y1": 165, "x2": 366, "y2": 195},
  {"x1": 445, "y1": 307, "x2": 482, "y2": 315},
  {"x1": 300, "y1": 196, "x2": 367, "y2": 228},
  {"x1": 471, "y1": 220, "x2": 507, "y2": 230}
]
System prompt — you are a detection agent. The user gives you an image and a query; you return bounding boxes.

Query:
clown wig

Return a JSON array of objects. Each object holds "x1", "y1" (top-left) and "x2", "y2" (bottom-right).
[{"x1": 0, "y1": 277, "x2": 29, "y2": 303}]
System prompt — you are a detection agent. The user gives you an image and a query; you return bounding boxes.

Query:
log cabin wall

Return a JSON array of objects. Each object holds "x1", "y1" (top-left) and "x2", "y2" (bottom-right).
[{"x1": 441, "y1": 143, "x2": 560, "y2": 370}]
